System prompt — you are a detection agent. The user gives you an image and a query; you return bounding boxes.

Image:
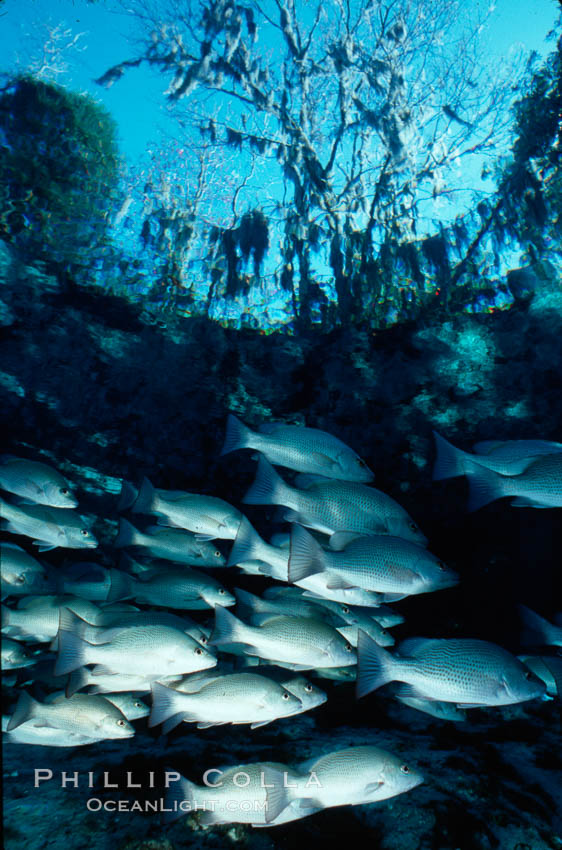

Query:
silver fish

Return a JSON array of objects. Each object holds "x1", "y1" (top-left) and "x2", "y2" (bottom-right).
[
  {"x1": 166, "y1": 762, "x2": 298, "y2": 826},
  {"x1": 1, "y1": 637, "x2": 36, "y2": 669},
  {"x1": 7, "y1": 691, "x2": 134, "y2": 739},
  {"x1": 114, "y1": 517, "x2": 225, "y2": 565},
  {"x1": 50, "y1": 691, "x2": 150, "y2": 721},
  {"x1": 221, "y1": 413, "x2": 374, "y2": 482},
  {"x1": 103, "y1": 693, "x2": 149, "y2": 720},
  {"x1": 293, "y1": 745, "x2": 423, "y2": 810},
  {"x1": 1, "y1": 543, "x2": 53, "y2": 597},
  {"x1": 467, "y1": 453, "x2": 562, "y2": 510},
  {"x1": 107, "y1": 566, "x2": 235, "y2": 610},
  {"x1": 0, "y1": 455, "x2": 77, "y2": 507},
  {"x1": 55, "y1": 619, "x2": 217, "y2": 678},
  {"x1": 289, "y1": 526, "x2": 458, "y2": 598},
  {"x1": 255, "y1": 668, "x2": 328, "y2": 716},
  {"x1": 357, "y1": 635, "x2": 546, "y2": 706},
  {"x1": 66, "y1": 666, "x2": 181, "y2": 697},
  {"x1": 2, "y1": 595, "x2": 101, "y2": 642},
  {"x1": 234, "y1": 587, "x2": 344, "y2": 628},
  {"x1": 210, "y1": 606, "x2": 357, "y2": 669},
  {"x1": 229, "y1": 518, "x2": 385, "y2": 606},
  {"x1": 2, "y1": 714, "x2": 101, "y2": 747},
  {"x1": 149, "y1": 673, "x2": 302, "y2": 730},
  {"x1": 303, "y1": 595, "x2": 405, "y2": 628},
  {"x1": 55, "y1": 562, "x2": 111, "y2": 602},
  {"x1": 129, "y1": 477, "x2": 242, "y2": 541},
  {"x1": 0, "y1": 498, "x2": 97, "y2": 551},
  {"x1": 434, "y1": 431, "x2": 562, "y2": 479},
  {"x1": 242, "y1": 458, "x2": 426, "y2": 544},
  {"x1": 62, "y1": 607, "x2": 209, "y2": 647}
]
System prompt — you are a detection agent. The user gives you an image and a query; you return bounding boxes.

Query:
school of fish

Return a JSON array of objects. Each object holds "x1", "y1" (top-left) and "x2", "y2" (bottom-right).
[{"x1": 1, "y1": 422, "x2": 560, "y2": 827}]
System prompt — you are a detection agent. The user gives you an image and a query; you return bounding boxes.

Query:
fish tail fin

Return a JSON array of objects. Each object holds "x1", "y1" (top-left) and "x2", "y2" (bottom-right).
[
  {"x1": 262, "y1": 766, "x2": 293, "y2": 823},
  {"x1": 288, "y1": 525, "x2": 325, "y2": 583},
  {"x1": 356, "y1": 631, "x2": 395, "y2": 699},
  {"x1": 50, "y1": 607, "x2": 93, "y2": 651},
  {"x1": 220, "y1": 413, "x2": 253, "y2": 456},
  {"x1": 242, "y1": 456, "x2": 286, "y2": 506},
  {"x1": 7, "y1": 691, "x2": 39, "y2": 731},
  {"x1": 54, "y1": 628, "x2": 90, "y2": 676},
  {"x1": 466, "y1": 465, "x2": 506, "y2": 511},
  {"x1": 107, "y1": 568, "x2": 134, "y2": 603},
  {"x1": 432, "y1": 431, "x2": 467, "y2": 480},
  {"x1": 131, "y1": 477, "x2": 156, "y2": 514},
  {"x1": 227, "y1": 517, "x2": 261, "y2": 566},
  {"x1": 234, "y1": 587, "x2": 267, "y2": 618},
  {"x1": 164, "y1": 772, "x2": 201, "y2": 823},
  {"x1": 149, "y1": 682, "x2": 184, "y2": 728},
  {"x1": 519, "y1": 605, "x2": 557, "y2": 646},
  {"x1": 117, "y1": 480, "x2": 138, "y2": 512},
  {"x1": 209, "y1": 604, "x2": 246, "y2": 646},
  {"x1": 66, "y1": 667, "x2": 89, "y2": 698},
  {"x1": 114, "y1": 517, "x2": 140, "y2": 548}
]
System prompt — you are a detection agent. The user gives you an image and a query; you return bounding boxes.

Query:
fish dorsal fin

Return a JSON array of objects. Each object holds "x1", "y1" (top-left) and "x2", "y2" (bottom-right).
[
  {"x1": 397, "y1": 637, "x2": 440, "y2": 657},
  {"x1": 329, "y1": 531, "x2": 364, "y2": 551},
  {"x1": 294, "y1": 473, "x2": 330, "y2": 489}
]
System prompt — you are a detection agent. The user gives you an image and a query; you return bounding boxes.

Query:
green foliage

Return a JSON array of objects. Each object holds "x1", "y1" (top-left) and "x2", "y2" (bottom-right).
[
  {"x1": 493, "y1": 36, "x2": 561, "y2": 259},
  {"x1": 0, "y1": 75, "x2": 121, "y2": 283}
]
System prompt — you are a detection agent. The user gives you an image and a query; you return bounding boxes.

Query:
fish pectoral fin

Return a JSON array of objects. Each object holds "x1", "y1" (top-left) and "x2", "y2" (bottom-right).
[
  {"x1": 155, "y1": 517, "x2": 184, "y2": 528},
  {"x1": 296, "y1": 797, "x2": 323, "y2": 810},
  {"x1": 34, "y1": 543, "x2": 57, "y2": 552},
  {"x1": 92, "y1": 665, "x2": 119, "y2": 676},
  {"x1": 326, "y1": 577, "x2": 357, "y2": 590},
  {"x1": 395, "y1": 684, "x2": 435, "y2": 700},
  {"x1": 250, "y1": 719, "x2": 273, "y2": 729},
  {"x1": 310, "y1": 451, "x2": 337, "y2": 470},
  {"x1": 365, "y1": 781, "x2": 384, "y2": 794},
  {"x1": 510, "y1": 498, "x2": 550, "y2": 508},
  {"x1": 194, "y1": 533, "x2": 217, "y2": 542}
]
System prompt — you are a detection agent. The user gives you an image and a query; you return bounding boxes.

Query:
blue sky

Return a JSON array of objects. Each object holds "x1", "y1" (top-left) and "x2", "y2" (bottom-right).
[
  {"x1": 0, "y1": 0, "x2": 559, "y2": 166},
  {"x1": 0, "y1": 0, "x2": 559, "y2": 325}
]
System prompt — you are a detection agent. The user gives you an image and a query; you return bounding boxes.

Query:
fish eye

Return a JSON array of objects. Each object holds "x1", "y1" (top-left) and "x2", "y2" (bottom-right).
[
  {"x1": 80, "y1": 529, "x2": 90, "y2": 537},
  {"x1": 199, "y1": 636, "x2": 208, "y2": 644},
  {"x1": 16, "y1": 574, "x2": 26, "y2": 584},
  {"x1": 214, "y1": 550, "x2": 221, "y2": 558},
  {"x1": 524, "y1": 671, "x2": 533, "y2": 680},
  {"x1": 282, "y1": 692, "x2": 290, "y2": 700},
  {"x1": 400, "y1": 764, "x2": 410, "y2": 774},
  {"x1": 341, "y1": 606, "x2": 350, "y2": 614},
  {"x1": 409, "y1": 522, "x2": 418, "y2": 531},
  {"x1": 195, "y1": 647, "x2": 203, "y2": 655},
  {"x1": 344, "y1": 643, "x2": 353, "y2": 652},
  {"x1": 134, "y1": 702, "x2": 142, "y2": 708},
  {"x1": 304, "y1": 684, "x2": 313, "y2": 693},
  {"x1": 438, "y1": 561, "x2": 446, "y2": 571},
  {"x1": 218, "y1": 588, "x2": 225, "y2": 594},
  {"x1": 117, "y1": 719, "x2": 125, "y2": 727},
  {"x1": 60, "y1": 488, "x2": 69, "y2": 496}
]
